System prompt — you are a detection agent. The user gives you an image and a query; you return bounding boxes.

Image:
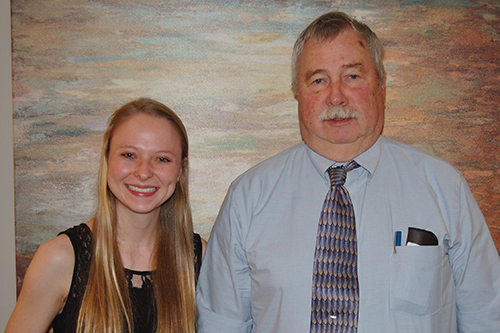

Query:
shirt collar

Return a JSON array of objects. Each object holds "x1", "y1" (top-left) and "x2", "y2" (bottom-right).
[{"x1": 304, "y1": 137, "x2": 382, "y2": 180}]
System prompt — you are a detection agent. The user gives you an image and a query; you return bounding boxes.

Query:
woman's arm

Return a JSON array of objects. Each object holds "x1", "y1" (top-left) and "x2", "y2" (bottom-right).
[{"x1": 5, "y1": 234, "x2": 75, "y2": 333}]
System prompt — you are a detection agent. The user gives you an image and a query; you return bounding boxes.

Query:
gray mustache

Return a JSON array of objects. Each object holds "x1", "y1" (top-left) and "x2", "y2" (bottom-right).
[{"x1": 319, "y1": 106, "x2": 358, "y2": 121}]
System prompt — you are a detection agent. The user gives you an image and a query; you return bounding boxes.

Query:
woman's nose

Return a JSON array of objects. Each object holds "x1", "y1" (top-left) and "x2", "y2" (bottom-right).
[{"x1": 135, "y1": 160, "x2": 153, "y2": 180}]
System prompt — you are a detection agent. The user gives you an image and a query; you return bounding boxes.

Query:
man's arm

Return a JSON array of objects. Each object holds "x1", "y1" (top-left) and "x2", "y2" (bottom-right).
[
  {"x1": 450, "y1": 178, "x2": 500, "y2": 332},
  {"x1": 197, "y1": 185, "x2": 254, "y2": 332}
]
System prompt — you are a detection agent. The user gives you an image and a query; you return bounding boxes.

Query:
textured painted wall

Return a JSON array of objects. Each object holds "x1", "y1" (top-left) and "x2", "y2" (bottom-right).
[{"x1": 12, "y1": 0, "x2": 499, "y2": 290}]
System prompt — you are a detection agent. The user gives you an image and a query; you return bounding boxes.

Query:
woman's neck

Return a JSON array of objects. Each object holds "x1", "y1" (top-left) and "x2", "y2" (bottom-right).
[{"x1": 115, "y1": 207, "x2": 159, "y2": 271}]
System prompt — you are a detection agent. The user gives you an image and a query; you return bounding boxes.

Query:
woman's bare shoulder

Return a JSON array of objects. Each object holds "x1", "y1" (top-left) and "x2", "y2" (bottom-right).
[
  {"x1": 5, "y1": 231, "x2": 76, "y2": 332},
  {"x1": 37, "y1": 233, "x2": 75, "y2": 272}
]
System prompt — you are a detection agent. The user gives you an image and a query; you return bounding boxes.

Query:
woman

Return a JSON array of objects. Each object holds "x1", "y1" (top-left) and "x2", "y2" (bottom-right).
[{"x1": 6, "y1": 98, "x2": 206, "y2": 333}]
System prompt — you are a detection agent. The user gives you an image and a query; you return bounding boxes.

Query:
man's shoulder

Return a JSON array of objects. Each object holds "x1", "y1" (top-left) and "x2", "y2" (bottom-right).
[
  {"x1": 232, "y1": 142, "x2": 307, "y2": 184},
  {"x1": 379, "y1": 136, "x2": 462, "y2": 178}
]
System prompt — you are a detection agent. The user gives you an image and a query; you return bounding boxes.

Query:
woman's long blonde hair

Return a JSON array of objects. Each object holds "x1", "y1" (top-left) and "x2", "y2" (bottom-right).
[{"x1": 77, "y1": 98, "x2": 196, "y2": 333}]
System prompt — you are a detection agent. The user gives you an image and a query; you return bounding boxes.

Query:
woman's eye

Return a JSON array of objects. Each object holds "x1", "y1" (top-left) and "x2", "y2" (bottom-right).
[
  {"x1": 158, "y1": 157, "x2": 170, "y2": 163},
  {"x1": 121, "y1": 152, "x2": 134, "y2": 158}
]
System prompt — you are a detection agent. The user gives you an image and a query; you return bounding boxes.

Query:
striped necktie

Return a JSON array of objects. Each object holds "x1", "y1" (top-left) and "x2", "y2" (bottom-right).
[{"x1": 311, "y1": 160, "x2": 360, "y2": 333}]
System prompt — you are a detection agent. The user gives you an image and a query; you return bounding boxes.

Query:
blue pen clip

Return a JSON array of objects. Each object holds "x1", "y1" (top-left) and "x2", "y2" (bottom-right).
[{"x1": 394, "y1": 231, "x2": 402, "y2": 253}]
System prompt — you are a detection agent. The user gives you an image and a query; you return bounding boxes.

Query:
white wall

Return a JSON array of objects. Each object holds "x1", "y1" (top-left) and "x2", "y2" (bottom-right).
[{"x1": 0, "y1": 0, "x2": 17, "y2": 330}]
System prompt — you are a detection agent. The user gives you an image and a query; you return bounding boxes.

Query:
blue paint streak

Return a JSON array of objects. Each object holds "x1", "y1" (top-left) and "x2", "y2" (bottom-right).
[{"x1": 65, "y1": 56, "x2": 121, "y2": 63}]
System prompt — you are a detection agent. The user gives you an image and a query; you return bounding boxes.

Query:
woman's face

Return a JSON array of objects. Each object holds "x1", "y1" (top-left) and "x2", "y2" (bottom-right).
[{"x1": 107, "y1": 113, "x2": 184, "y2": 220}]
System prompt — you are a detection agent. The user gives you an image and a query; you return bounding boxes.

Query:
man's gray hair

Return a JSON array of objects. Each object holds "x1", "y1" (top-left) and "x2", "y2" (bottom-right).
[{"x1": 291, "y1": 11, "x2": 386, "y2": 98}]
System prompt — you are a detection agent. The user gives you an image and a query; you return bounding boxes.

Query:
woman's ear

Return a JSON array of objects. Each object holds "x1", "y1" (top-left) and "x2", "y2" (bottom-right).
[{"x1": 178, "y1": 157, "x2": 188, "y2": 181}]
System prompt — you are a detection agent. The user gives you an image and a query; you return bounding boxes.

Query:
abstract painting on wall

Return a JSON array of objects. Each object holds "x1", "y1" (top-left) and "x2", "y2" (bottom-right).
[{"x1": 12, "y1": 0, "x2": 499, "y2": 291}]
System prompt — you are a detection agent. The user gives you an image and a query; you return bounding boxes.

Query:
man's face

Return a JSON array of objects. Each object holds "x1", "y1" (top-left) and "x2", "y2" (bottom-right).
[{"x1": 297, "y1": 28, "x2": 386, "y2": 161}]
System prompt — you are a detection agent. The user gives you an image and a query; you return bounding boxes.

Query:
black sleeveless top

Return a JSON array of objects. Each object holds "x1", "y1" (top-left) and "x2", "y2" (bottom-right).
[{"x1": 51, "y1": 223, "x2": 203, "y2": 333}]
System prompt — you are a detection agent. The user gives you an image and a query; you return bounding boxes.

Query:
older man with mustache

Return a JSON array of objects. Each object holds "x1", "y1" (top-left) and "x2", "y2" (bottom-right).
[{"x1": 197, "y1": 11, "x2": 500, "y2": 333}]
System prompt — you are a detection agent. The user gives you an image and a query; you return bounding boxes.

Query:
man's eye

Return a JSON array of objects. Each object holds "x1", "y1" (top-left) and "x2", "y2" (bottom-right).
[
  {"x1": 313, "y1": 78, "x2": 324, "y2": 84},
  {"x1": 348, "y1": 74, "x2": 359, "y2": 79}
]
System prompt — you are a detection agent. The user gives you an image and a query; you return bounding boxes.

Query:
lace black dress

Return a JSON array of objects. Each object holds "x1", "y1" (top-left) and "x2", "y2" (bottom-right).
[{"x1": 51, "y1": 223, "x2": 203, "y2": 333}]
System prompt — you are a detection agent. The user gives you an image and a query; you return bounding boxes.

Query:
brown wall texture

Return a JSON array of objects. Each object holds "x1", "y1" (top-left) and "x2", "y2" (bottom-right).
[{"x1": 12, "y1": 0, "x2": 499, "y2": 291}]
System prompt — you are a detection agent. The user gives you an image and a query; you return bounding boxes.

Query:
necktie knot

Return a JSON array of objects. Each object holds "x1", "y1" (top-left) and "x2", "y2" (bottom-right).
[
  {"x1": 328, "y1": 166, "x2": 347, "y2": 187},
  {"x1": 327, "y1": 160, "x2": 360, "y2": 187}
]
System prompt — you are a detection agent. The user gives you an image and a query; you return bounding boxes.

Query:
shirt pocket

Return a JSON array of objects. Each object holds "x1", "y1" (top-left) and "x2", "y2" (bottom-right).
[{"x1": 390, "y1": 245, "x2": 444, "y2": 316}]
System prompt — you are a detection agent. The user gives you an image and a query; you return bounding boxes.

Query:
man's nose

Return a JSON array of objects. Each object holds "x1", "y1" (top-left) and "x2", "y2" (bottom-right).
[{"x1": 326, "y1": 80, "x2": 348, "y2": 106}]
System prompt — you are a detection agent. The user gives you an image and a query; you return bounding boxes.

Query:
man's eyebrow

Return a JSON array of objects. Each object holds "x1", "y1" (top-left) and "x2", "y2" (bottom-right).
[
  {"x1": 305, "y1": 63, "x2": 366, "y2": 80},
  {"x1": 304, "y1": 69, "x2": 327, "y2": 82},
  {"x1": 342, "y1": 62, "x2": 364, "y2": 70}
]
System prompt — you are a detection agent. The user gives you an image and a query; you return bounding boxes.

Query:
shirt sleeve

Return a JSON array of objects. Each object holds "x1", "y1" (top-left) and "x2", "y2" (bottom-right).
[
  {"x1": 450, "y1": 177, "x2": 500, "y2": 332},
  {"x1": 196, "y1": 184, "x2": 254, "y2": 333}
]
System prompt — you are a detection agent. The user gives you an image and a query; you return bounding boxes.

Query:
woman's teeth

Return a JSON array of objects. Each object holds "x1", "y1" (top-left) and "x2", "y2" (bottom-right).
[{"x1": 127, "y1": 185, "x2": 157, "y2": 193}]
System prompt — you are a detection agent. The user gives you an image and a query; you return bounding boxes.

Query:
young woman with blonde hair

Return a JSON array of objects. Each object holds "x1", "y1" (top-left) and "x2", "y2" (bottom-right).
[{"x1": 6, "y1": 98, "x2": 205, "y2": 333}]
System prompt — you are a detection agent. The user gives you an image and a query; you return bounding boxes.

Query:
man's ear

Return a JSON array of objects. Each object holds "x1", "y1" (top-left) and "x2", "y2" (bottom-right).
[{"x1": 380, "y1": 75, "x2": 387, "y2": 94}]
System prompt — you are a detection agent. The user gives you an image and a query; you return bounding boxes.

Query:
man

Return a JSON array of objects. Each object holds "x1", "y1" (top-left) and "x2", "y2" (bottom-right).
[{"x1": 196, "y1": 11, "x2": 500, "y2": 332}]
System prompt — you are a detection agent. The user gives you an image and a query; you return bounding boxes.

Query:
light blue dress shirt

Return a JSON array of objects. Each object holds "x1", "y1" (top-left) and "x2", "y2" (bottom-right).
[{"x1": 197, "y1": 136, "x2": 500, "y2": 332}]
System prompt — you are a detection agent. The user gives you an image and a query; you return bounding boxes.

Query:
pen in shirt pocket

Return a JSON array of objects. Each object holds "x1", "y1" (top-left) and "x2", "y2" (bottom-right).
[
  {"x1": 393, "y1": 228, "x2": 439, "y2": 253},
  {"x1": 394, "y1": 230, "x2": 402, "y2": 253}
]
